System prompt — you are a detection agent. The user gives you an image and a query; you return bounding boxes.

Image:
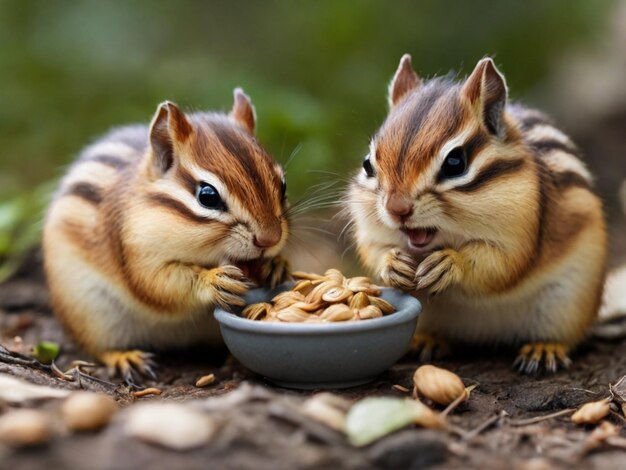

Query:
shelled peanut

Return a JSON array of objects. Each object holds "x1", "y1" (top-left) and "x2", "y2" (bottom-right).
[{"x1": 241, "y1": 269, "x2": 395, "y2": 323}]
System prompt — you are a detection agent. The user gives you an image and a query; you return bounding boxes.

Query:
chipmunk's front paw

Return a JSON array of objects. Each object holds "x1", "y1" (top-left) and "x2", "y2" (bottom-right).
[
  {"x1": 260, "y1": 255, "x2": 292, "y2": 289},
  {"x1": 99, "y1": 350, "x2": 157, "y2": 389},
  {"x1": 513, "y1": 342, "x2": 572, "y2": 374},
  {"x1": 415, "y1": 249, "x2": 462, "y2": 295},
  {"x1": 410, "y1": 333, "x2": 451, "y2": 362},
  {"x1": 202, "y1": 265, "x2": 252, "y2": 309},
  {"x1": 380, "y1": 248, "x2": 417, "y2": 291}
]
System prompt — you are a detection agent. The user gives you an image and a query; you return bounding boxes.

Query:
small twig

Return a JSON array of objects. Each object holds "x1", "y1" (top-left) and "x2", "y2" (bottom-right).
[
  {"x1": 447, "y1": 424, "x2": 471, "y2": 439},
  {"x1": 0, "y1": 345, "x2": 51, "y2": 371},
  {"x1": 462, "y1": 411, "x2": 505, "y2": 442},
  {"x1": 69, "y1": 360, "x2": 97, "y2": 371},
  {"x1": 1, "y1": 344, "x2": 118, "y2": 393},
  {"x1": 509, "y1": 408, "x2": 575, "y2": 426},
  {"x1": 440, "y1": 385, "x2": 477, "y2": 419},
  {"x1": 51, "y1": 361, "x2": 74, "y2": 381},
  {"x1": 569, "y1": 388, "x2": 600, "y2": 396}
]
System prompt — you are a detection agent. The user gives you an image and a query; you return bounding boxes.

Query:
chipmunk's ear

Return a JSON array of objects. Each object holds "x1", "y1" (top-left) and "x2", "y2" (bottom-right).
[
  {"x1": 462, "y1": 58, "x2": 508, "y2": 137},
  {"x1": 149, "y1": 101, "x2": 192, "y2": 174},
  {"x1": 388, "y1": 54, "x2": 422, "y2": 108},
  {"x1": 230, "y1": 87, "x2": 256, "y2": 134}
]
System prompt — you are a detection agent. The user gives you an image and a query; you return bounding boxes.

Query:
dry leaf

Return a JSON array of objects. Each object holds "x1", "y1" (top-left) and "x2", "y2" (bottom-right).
[{"x1": 571, "y1": 398, "x2": 611, "y2": 424}]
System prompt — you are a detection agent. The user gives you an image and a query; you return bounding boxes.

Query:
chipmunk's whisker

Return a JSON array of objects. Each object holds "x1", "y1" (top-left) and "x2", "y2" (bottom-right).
[{"x1": 283, "y1": 143, "x2": 302, "y2": 170}]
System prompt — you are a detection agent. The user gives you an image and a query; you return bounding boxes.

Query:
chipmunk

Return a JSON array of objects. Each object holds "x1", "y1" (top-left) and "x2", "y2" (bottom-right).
[
  {"x1": 43, "y1": 89, "x2": 291, "y2": 385},
  {"x1": 346, "y1": 54, "x2": 607, "y2": 373}
]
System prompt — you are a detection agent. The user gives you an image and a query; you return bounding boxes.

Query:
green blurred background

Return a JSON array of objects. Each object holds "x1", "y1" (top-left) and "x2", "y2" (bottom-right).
[{"x1": 0, "y1": 0, "x2": 624, "y2": 276}]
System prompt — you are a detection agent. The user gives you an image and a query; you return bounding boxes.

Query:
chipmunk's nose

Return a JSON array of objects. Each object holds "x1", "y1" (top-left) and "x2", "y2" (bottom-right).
[
  {"x1": 253, "y1": 232, "x2": 281, "y2": 249},
  {"x1": 386, "y1": 193, "x2": 414, "y2": 220}
]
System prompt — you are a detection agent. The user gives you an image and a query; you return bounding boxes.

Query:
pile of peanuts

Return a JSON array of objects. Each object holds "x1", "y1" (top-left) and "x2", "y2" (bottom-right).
[{"x1": 241, "y1": 269, "x2": 395, "y2": 323}]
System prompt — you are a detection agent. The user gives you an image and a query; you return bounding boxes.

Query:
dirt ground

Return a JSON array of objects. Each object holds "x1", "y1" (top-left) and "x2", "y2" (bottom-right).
[{"x1": 2, "y1": 250, "x2": 626, "y2": 470}]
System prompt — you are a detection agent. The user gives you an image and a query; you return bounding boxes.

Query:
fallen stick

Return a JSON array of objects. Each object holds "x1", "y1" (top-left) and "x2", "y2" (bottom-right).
[{"x1": 509, "y1": 408, "x2": 575, "y2": 426}]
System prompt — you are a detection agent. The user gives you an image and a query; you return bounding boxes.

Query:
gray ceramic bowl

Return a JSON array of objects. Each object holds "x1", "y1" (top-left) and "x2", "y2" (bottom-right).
[{"x1": 214, "y1": 287, "x2": 421, "y2": 389}]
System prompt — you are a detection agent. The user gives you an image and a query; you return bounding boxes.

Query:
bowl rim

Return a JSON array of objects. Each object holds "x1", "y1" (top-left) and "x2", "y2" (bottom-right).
[{"x1": 214, "y1": 287, "x2": 421, "y2": 336}]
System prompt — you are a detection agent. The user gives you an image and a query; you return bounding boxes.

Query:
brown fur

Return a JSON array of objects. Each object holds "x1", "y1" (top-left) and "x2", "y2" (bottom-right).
[
  {"x1": 43, "y1": 90, "x2": 290, "y2": 358},
  {"x1": 346, "y1": 56, "x2": 607, "y2": 368}
]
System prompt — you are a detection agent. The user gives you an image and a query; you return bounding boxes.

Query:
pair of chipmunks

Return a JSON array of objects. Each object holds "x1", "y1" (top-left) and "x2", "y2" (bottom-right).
[{"x1": 43, "y1": 55, "x2": 607, "y2": 386}]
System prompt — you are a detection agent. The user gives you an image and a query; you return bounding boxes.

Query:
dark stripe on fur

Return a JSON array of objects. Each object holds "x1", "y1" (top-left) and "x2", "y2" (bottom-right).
[
  {"x1": 464, "y1": 130, "x2": 489, "y2": 164},
  {"x1": 532, "y1": 156, "x2": 549, "y2": 260},
  {"x1": 530, "y1": 139, "x2": 579, "y2": 157},
  {"x1": 86, "y1": 154, "x2": 129, "y2": 169},
  {"x1": 454, "y1": 159, "x2": 525, "y2": 193},
  {"x1": 211, "y1": 123, "x2": 265, "y2": 196},
  {"x1": 396, "y1": 81, "x2": 456, "y2": 173},
  {"x1": 147, "y1": 194, "x2": 208, "y2": 224},
  {"x1": 552, "y1": 171, "x2": 593, "y2": 191},
  {"x1": 177, "y1": 167, "x2": 197, "y2": 194},
  {"x1": 65, "y1": 182, "x2": 102, "y2": 204},
  {"x1": 518, "y1": 115, "x2": 551, "y2": 131}
]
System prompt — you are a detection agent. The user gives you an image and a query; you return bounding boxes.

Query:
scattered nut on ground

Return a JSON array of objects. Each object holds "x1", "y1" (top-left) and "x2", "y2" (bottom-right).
[
  {"x1": 0, "y1": 409, "x2": 53, "y2": 446},
  {"x1": 195, "y1": 373, "x2": 216, "y2": 388},
  {"x1": 413, "y1": 365, "x2": 466, "y2": 406},
  {"x1": 241, "y1": 269, "x2": 394, "y2": 323},
  {"x1": 125, "y1": 403, "x2": 216, "y2": 450},
  {"x1": 61, "y1": 392, "x2": 118, "y2": 432},
  {"x1": 133, "y1": 387, "x2": 162, "y2": 398}
]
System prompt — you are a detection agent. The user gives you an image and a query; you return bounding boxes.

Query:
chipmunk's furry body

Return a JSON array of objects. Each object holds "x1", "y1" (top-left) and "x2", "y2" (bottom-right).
[
  {"x1": 43, "y1": 90, "x2": 290, "y2": 383},
  {"x1": 346, "y1": 55, "x2": 607, "y2": 372}
]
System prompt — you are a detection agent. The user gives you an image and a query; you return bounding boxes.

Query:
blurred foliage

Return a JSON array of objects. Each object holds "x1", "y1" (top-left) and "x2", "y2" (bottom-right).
[
  {"x1": 0, "y1": 183, "x2": 50, "y2": 280},
  {"x1": 0, "y1": 0, "x2": 616, "y2": 274}
]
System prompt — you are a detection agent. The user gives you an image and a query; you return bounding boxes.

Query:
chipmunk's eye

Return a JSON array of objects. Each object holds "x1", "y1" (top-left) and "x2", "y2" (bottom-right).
[
  {"x1": 280, "y1": 176, "x2": 287, "y2": 201},
  {"x1": 363, "y1": 154, "x2": 375, "y2": 178},
  {"x1": 196, "y1": 183, "x2": 227, "y2": 211},
  {"x1": 440, "y1": 147, "x2": 467, "y2": 179}
]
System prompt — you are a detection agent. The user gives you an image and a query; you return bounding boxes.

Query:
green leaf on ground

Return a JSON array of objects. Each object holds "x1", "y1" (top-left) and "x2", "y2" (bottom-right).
[{"x1": 31, "y1": 342, "x2": 60, "y2": 364}]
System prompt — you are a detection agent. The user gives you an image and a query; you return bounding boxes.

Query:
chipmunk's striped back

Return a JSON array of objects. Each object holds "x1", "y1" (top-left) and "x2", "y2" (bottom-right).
[{"x1": 510, "y1": 105, "x2": 593, "y2": 189}]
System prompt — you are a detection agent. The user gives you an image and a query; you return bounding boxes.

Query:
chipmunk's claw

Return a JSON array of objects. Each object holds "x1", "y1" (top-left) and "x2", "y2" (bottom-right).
[
  {"x1": 99, "y1": 350, "x2": 158, "y2": 389},
  {"x1": 380, "y1": 249, "x2": 417, "y2": 291},
  {"x1": 415, "y1": 249, "x2": 461, "y2": 295},
  {"x1": 204, "y1": 265, "x2": 253, "y2": 310},
  {"x1": 513, "y1": 342, "x2": 571, "y2": 375},
  {"x1": 261, "y1": 255, "x2": 292, "y2": 289},
  {"x1": 410, "y1": 333, "x2": 451, "y2": 362}
]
